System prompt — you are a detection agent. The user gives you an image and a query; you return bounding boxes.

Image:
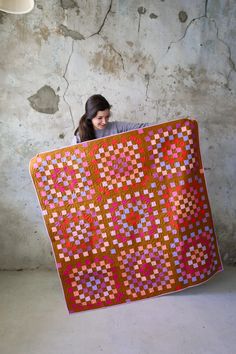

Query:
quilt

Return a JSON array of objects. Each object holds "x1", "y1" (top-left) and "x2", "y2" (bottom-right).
[{"x1": 29, "y1": 118, "x2": 223, "y2": 314}]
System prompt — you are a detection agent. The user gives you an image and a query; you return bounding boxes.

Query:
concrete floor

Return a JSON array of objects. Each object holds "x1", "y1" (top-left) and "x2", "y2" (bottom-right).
[{"x1": 0, "y1": 267, "x2": 235, "y2": 354}]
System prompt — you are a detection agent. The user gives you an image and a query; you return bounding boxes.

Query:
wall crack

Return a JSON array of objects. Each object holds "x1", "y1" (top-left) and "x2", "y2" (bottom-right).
[
  {"x1": 109, "y1": 43, "x2": 126, "y2": 73},
  {"x1": 145, "y1": 74, "x2": 150, "y2": 101},
  {"x1": 158, "y1": 1, "x2": 210, "y2": 64},
  {"x1": 205, "y1": 0, "x2": 208, "y2": 17},
  {"x1": 211, "y1": 19, "x2": 236, "y2": 91},
  {"x1": 63, "y1": 39, "x2": 75, "y2": 129},
  {"x1": 159, "y1": 0, "x2": 235, "y2": 91},
  {"x1": 164, "y1": 15, "x2": 206, "y2": 57},
  {"x1": 89, "y1": 0, "x2": 113, "y2": 38}
]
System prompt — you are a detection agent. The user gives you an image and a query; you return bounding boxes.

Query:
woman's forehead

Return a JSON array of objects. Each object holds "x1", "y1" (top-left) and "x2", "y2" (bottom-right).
[{"x1": 96, "y1": 109, "x2": 110, "y2": 117}]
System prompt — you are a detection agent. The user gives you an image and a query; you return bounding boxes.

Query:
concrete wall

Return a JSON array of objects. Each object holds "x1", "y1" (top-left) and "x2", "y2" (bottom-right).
[{"x1": 0, "y1": 0, "x2": 235, "y2": 269}]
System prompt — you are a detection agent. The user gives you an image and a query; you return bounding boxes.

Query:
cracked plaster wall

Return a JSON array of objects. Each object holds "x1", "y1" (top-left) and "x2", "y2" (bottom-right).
[{"x1": 0, "y1": 0, "x2": 235, "y2": 269}]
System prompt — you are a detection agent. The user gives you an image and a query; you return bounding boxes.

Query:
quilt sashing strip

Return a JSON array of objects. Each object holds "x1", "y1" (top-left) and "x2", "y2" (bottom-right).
[{"x1": 29, "y1": 118, "x2": 223, "y2": 313}]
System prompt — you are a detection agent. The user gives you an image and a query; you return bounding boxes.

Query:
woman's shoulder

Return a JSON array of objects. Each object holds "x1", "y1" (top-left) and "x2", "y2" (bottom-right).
[{"x1": 71, "y1": 135, "x2": 80, "y2": 145}]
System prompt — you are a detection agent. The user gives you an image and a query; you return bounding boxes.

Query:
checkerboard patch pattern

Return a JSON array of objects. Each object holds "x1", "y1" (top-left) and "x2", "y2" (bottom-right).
[
  {"x1": 34, "y1": 151, "x2": 95, "y2": 209},
  {"x1": 30, "y1": 118, "x2": 223, "y2": 313},
  {"x1": 94, "y1": 139, "x2": 143, "y2": 189}
]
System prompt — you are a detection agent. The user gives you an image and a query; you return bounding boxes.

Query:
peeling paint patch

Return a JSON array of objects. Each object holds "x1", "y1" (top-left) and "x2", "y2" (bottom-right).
[
  {"x1": 60, "y1": 0, "x2": 77, "y2": 9},
  {"x1": 150, "y1": 13, "x2": 158, "y2": 19},
  {"x1": 28, "y1": 85, "x2": 59, "y2": 114},
  {"x1": 90, "y1": 45, "x2": 123, "y2": 75},
  {"x1": 132, "y1": 52, "x2": 156, "y2": 76},
  {"x1": 39, "y1": 26, "x2": 50, "y2": 41},
  {"x1": 179, "y1": 11, "x2": 188, "y2": 23},
  {"x1": 59, "y1": 24, "x2": 84, "y2": 40}
]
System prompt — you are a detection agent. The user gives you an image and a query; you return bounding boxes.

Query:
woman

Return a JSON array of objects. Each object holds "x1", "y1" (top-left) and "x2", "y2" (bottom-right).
[{"x1": 72, "y1": 94, "x2": 152, "y2": 144}]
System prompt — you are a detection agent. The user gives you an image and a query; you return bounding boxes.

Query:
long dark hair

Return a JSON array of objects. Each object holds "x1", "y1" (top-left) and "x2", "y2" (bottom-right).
[{"x1": 74, "y1": 94, "x2": 112, "y2": 142}]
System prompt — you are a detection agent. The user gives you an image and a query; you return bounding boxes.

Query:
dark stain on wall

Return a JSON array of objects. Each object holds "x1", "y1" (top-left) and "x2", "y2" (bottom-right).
[
  {"x1": 60, "y1": 0, "x2": 77, "y2": 9},
  {"x1": 126, "y1": 41, "x2": 134, "y2": 47},
  {"x1": 178, "y1": 11, "x2": 188, "y2": 23},
  {"x1": 137, "y1": 7, "x2": 147, "y2": 15},
  {"x1": 137, "y1": 7, "x2": 147, "y2": 32},
  {"x1": 0, "y1": 11, "x2": 6, "y2": 24},
  {"x1": 28, "y1": 85, "x2": 59, "y2": 114},
  {"x1": 59, "y1": 133, "x2": 65, "y2": 139},
  {"x1": 150, "y1": 13, "x2": 158, "y2": 19}
]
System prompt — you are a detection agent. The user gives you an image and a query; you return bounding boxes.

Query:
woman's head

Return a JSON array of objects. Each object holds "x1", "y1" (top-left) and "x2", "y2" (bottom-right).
[
  {"x1": 74, "y1": 94, "x2": 112, "y2": 142},
  {"x1": 85, "y1": 94, "x2": 111, "y2": 122}
]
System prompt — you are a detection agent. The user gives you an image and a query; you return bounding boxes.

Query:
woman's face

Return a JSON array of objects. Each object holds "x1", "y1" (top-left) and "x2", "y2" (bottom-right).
[{"x1": 92, "y1": 109, "x2": 110, "y2": 130}]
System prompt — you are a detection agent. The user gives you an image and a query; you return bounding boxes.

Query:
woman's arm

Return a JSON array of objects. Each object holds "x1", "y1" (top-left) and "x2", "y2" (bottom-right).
[
  {"x1": 71, "y1": 120, "x2": 154, "y2": 144},
  {"x1": 114, "y1": 121, "x2": 154, "y2": 133}
]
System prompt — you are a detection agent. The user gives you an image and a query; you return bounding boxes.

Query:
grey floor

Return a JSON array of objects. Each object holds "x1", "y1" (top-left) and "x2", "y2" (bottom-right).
[{"x1": 0, "y1": 267, "x2": 235, "y2": 354}]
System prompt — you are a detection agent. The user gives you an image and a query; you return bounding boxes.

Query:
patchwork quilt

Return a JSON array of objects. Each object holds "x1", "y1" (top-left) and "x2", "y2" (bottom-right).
[{"x1": 29, "y1": 118, "x2": 223, "y2": 313}]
